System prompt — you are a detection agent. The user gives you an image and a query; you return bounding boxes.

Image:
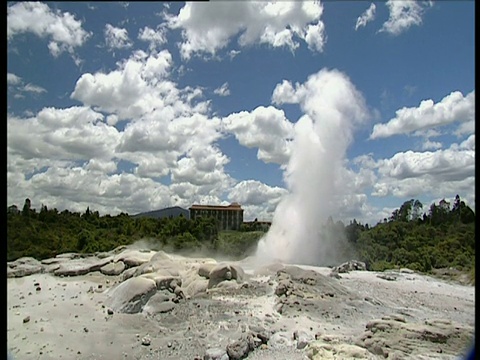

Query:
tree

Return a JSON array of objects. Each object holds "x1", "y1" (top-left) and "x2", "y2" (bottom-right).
[{"x1": 22, "y1": 198, "x2": 31, "y2": 217}]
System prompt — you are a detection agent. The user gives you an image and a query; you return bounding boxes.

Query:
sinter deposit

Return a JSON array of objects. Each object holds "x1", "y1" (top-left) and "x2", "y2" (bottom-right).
[{"x1": 7, "y1": 245, "x2": 475, "y2": 359}]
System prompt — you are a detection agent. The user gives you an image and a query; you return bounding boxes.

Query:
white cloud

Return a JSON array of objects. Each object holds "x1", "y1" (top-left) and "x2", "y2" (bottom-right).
[
  {"x1": 8, "y1": 73, "x2": 46, "y2": 98},
  {"x1": 7, "y1": 73, "x2": 22, "y2": 85},
  {"x1": 271, "y1": 79, "x2": 301, "y2": 105},
  {"x1": 370, "y1": 90, "x2": 475, "y2": 139},
  {"x1": 6, "y1": 47, "x2": 246, "y2": 215},
  {"x1": 71, "y1": 50, "x2": 190, "y2": 121},
  {"x1": 222, "y1": 106, "x2": 294, "y2": 166},
  {"x1": 227, "y1": 180, "x2": 288, "y2": 221},
  {"x1": 138, "y1": 26, "x2": 167, "y2": 51},
  {"x1": 23, "y1": 83, "x2": 47, "y2": 94},
  {"x1": 421, "y1": 140, "x2": 442, "y2": 151},
  {"x1": 371, "y1": 136, "x2": 475, "y2": 208},
  {"x1": 380, "y1": 0, "x2": 433, "y2": 36},
  {"x1": 7, "y1": 107, "x2": 120, "y2": 162},
  {"x1": 355, "y1": 3, "x2": 376, "y2": 31},
  {"x1": 166, "y1": 1, "x2": 326, "y2": 60},
  {"x1": 7, "y1": 2, "x2": 91, "y2": 56},
  {"x1": 104, "y1": 24, "x2": 133, "y2": 50},
  {"x1": 213, "y1": 82, "x2": 230, "y2": 97}
]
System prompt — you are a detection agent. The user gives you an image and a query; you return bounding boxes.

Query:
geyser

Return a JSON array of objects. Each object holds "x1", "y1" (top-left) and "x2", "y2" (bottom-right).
[{"x1": 255, "y1": 68, "x2": 369, "y2": 266}]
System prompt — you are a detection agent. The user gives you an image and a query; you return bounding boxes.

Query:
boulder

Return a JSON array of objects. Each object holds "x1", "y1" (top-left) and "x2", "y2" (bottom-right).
[
  {"x1": 184, "y1": 278, "x2": 209, "y2": 298},
  {"x1": 100, "y1": 261, "x2": 126, "y2": 276},
  {"x1": 226, "y1": 338, "x2": 250, "y2": 360},
  {"x1": 198, "y1": 263, "x2": 217, "y2": 279},
  {"x1": 104, "y1": 276, "x2": 157, "y2": 314},
  {"x1": 143, "y1": 292, "x2": 176, "y2": 315},
  {"x1": 113, "y1": 249, "x2": 156, "y2": 267},
  {"x1": 355, "y1": 316, "x2": 474, "y2": 359},
  {"x1": 204, "y1": 347, "x2": 229, "y2": 360},
  {"x1": 7, "y1": 257, "x2": 44, "y2": 278},
  {"x1": 331, "y1": 260, "x2": 367, "y2": 274},
  {"x1": 122, "y1": 267, "x2": 137, "y2": 281},
  {"x1": 208, "y1": 263, "x2": 245, "y2": 288},
  {"x1": 53, "y1": 256, "x2": 113, "y2": 276},
  {"x1": 268, "y1": 331, "x2": 294, "y2": 348}
]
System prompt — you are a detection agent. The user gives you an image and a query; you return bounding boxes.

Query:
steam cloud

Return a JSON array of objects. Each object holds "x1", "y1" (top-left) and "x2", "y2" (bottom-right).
[{"x1": 255, "y1": 68, "x2": 369, "y2": 265}]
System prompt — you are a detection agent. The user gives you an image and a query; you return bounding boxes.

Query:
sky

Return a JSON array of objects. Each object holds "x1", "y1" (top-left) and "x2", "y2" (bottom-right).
[{"x1": 7, "y1": 1, "x2": 475, "y2": 226}]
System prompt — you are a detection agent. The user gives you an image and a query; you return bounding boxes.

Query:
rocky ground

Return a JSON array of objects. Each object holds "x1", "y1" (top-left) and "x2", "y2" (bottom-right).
[{"x1": 7, "y1": 245, "x2": 475, "y2": 360}]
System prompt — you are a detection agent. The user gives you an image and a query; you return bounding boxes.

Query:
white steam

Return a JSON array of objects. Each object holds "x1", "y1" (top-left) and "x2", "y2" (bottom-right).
[{"x1": 255, "y1": 68, "x2": 369, "y2": 265}]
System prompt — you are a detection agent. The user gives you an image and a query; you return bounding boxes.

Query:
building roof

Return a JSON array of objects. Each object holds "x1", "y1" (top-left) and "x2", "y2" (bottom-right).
[{"x1": 189, "y1": 203, "x2": 243, "y2": 211}]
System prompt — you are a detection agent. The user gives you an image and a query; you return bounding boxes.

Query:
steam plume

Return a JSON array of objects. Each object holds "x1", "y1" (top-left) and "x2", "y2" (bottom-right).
[{"x1": 255, "y1": 68, "x2": 369, "y2": 265}]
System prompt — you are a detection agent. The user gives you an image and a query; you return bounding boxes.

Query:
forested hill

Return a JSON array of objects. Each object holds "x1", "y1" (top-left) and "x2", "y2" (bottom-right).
[{"x1": 7, "y1": 195, "x2": 475, "y2": 280}]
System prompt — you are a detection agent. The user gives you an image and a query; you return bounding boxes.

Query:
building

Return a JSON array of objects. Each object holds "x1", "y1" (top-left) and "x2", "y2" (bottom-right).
[
  {"x1": 132, "y1": 206, "x2": 189, "y2": 220},
  {"x1": 189, "y1": 203, "x2": 244, "y2": 230}
]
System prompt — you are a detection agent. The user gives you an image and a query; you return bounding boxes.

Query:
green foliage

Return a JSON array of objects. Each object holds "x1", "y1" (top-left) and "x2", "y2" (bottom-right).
[
  {"x1": 356, "y1": 195, "x2": 475, "y2": 274},
  {"x1": 7, "y1": 201, "x2": 219, "y2": 261},
  {"x1": 7, "y1": 195, "x2": 475, "y2": 277},
  {"x1": 213, "y1": 231, "x2": 265, "y2": 258}
]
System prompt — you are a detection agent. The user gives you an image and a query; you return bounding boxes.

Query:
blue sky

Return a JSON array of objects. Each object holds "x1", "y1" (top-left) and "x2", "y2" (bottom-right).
[{"x1": 7, "y1": 1, "x2": 475, "y2": 225}]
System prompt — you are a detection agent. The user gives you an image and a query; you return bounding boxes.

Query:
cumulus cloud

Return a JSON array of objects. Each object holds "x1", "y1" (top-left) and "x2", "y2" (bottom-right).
[
  {"x1": 355, "y1": 3, "x2": 376, "y2": 30},
  {"x1": 7, "y1": 2, "x2": 91, "y2": 56},
  {"x1": 166, "y1": 1, "x2": 326, "y2": 59},
  {"x1": 71, "y1": 50, "x2": 190, "y2": 120},
  {"x1": 7, "y1": 107, "x2": 120, "y2": 163},
  {"x1": 213, "y1": 82, "x2": 230, "y2": 97},
  {"x1": 222, "y1": 106, "x2": 294, "y2": 166},
  {"x1": 7, "y1": 45, "x2": 245, "y2": 215},
  {"x1": 380, "y1": 0, "x2": 433, "y2": 36},
  {"x1": 371, "y1": 136, "x2": 475, "y2": 206},
  {"x1": 104, "y1": 24, "x2": 133, "y2": 50},
  {"x1": 370, "y1": 90, "x2": 475, "y2": 139},
  {"x1": 138, "y1": 26, "x2": 167, "y2": 51},
  {"x1": 7, "y1": 73, "x2": 22, "y2": 85},
  {"x1": 227, "y1": 180, "x2": 289, "y2": 221}
]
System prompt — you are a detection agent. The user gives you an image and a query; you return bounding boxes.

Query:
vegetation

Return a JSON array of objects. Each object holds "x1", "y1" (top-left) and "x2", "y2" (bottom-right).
[
  {"x1": 348, "y1": 196, "x2": 475, "y2": 280},
  {"x1": 7, "y1": 195, "x2": 475, "y2": 282}
]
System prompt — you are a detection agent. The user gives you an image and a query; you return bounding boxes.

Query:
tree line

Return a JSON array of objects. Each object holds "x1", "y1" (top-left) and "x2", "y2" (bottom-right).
[{"x1": 7, "y1": 195, "x2": 475, "y2": 278}]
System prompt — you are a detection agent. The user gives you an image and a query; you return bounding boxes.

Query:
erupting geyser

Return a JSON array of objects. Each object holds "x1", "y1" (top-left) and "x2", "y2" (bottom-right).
[{"x1": 255, "y1": 68, "x2": 369, "y2": 266}]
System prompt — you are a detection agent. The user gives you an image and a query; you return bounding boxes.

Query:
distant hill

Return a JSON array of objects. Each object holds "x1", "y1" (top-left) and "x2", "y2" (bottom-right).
[{"x1": 132, "y1": 206, "x2": 190, "y2": 220}]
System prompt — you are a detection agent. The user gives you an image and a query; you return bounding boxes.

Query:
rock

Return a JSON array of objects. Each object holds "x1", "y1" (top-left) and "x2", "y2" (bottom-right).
[
  {"x1": 141, "y1": 336, "x2": 151, "y2": 346},
  {"x1": 23, "y1": 316, "x2": 30, "y2": 323},
  {"x1": 100, "y1": 261, "x2": 126, "y2": 276},
  {"x1": 122, "y1": 267, "x2": 137, "y2": 281},
  {"x1": 208, "y1": 263, "x2": 245, "y2": 288},
  {"x1": 331, "y1": 260, "x2": 367, "y2": 274},
  {"x1": 226, "y1": 338, "x2": 250, "y2": 360},
  {"x1": 7, "y1": 258, "x2": 44, "y2": 278},
  {"x1": 184, "y1": 278, "x2": 209, "y2": 298},
  {"x1": 198, "y1": 263, "x2": 216, "y2": 279},
  {"x1": 104, "y1": 277, "x2": 157, "y2": 314},
  {"x1": 113, "y1": 249, "x2": 156, "y2": 267},
  {"x1": 275, "y1": 280, "x2": 293, "y2": 297},
  {"x1": 377, "y1": 274, "x2": 397, "y2": 281},
  {"x1": 143, "y1": 292, "x2": 176, "y2": 315},
  {"x1": 269, "y1": 331, "x2": 294, "y2": 348},
  {"x1": 307, "y1": 339, "x2": 377, "y2": 360},
  {"x1": 204, "y1": 347, "x2": 229, "y2": 360},
  {"x1": 293, "y1": 330, "x2": 313, "y2": 350},
  {"x1": 133, "y1": 260, "x2": 179, "y2": 278},
  {"x1": 54, "y1": 256, "x2": 113, "y2": 277},
  {"x1": 140, "y1": 274, "x2": 182, "y2": 291},
  {"x1": 356, "y1": 316, "x2": 474, "y2": 358}
]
